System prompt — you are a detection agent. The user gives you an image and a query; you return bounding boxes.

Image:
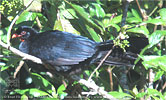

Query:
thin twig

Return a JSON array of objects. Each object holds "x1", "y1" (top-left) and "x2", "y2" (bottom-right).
[
  {"x1": 13, "y1": 60, "x2": 25, "y2": 78},
  {"x1": 107, "y1": 66, "x2": 115, "y2": 91},
  {"x1": 160, "y1": 82, "x2": 166, "y2": 92},
  {"x1": 135, "y1": 0, "x2": 148, "y2": 21},
  {"x1": 7, "y1": 0, "x2": 34, "y2": 45},
  {"x1": 88, "y1": 45, "x2": 115, "y2": 81}
]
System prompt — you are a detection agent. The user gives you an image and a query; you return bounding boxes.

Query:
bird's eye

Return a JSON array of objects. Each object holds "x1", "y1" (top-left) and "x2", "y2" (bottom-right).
[{"x1": 21, "y1": 31, "x2": 27, "y2": 35}]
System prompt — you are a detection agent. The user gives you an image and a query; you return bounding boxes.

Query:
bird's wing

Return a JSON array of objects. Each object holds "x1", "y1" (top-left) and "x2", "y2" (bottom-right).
[{"x1": 29, "y1": 31, "x2": 97, "y2": 66}]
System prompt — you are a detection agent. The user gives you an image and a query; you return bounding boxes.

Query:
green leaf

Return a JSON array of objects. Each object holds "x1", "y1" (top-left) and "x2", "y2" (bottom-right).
[
  {"x1": 31, "y1": 73, "x2": 50, "y2": 87},
  {"x1": 68, "y1": 3, "x2": 103, "y2": 32},
  {"x1": 109, "y1": 23, "x2": 120, "y2": 32},
  {"x1": 54, "y1": 20, "x2": 64, "y2": 31},
  {"x1": 30, "y1": 73, "x2": 55, "y2": 94},
  {"x1": 127, "y1": 17, "x2": 142, "y2": 23},
  {"x1": 147, "y1": 88, "x2": 164, "y2": 99},
  {"x1": 14, "y1": 89, "x2": 29, "y2": 95},
  {"x1": 149, "y1": 30, "x2": 166, "y2": 47},
  {"x1": 132, "y1": 86, "x2": 139, "y2": 95},
  {"x1": 110, "y1": 15, "x2": 122, "y2": 24},
  {"x1": 57, "y1": 84, "x2": 67, "y2": 99},
  {"x1": 57, "y1": 84, "x2": 66, "y2": 94},
  {"x1": 140, "y1": 55, "x2": 166, "y2": 71},
  {"x1": 145, "y1": 19, "x2": 164, "y2": 25},
  {"x1": 127, "y1": 26, "x2": 149, "y2": 37},
  {"x1": 118, "y1": 85, "x2": 123, "y2": 93},
  {"x1": 109, "y1": 91, "x2": 133, "y2": 99},
  {"x1": 163, "y1": 92, "x2": 166, "y2": 99},
  {"x1": 16, "y1": 11, "x2": 37, "y2": 24},
  {"x1": 63, "y1": 8, "x2": 77, "y2": 19},
  {"x1": 89, "y1": 3, "x2": 105, "y2": 19},
  {"x1": 154, "y1": 71, "x2": 164, "y2": 82},
  {"x1": 24, "y1": 0, "x2": 42, "y2": 12},
  {"x1": 0, "y1": 28, "x2": 8, "y2": 42},
  {"x1": 147, "y1": 88, "x2": 160, "y2": 95},
  {"x1": 21, "y1": 95, "x2": 28, "y2": 100},
  {"x1": 160, "y1": 8, "x2": 166, "y2": 21},
  {"x1": 29, "y1": 88, "x2": 50, "y2": 97},
  {"x1": 131, "y1": 9, "x2": 142, "y2": 20},
  {"x1": 102, "y1": 13, "x2": 112, "y2": 26},
  {"x1": 152, "y1": 96, "x2": 160, "y2": 100},
  {"x1": 136, "y1": 92, "x2": 146, "y2": 98},
  {"x1": 1, "y1": 66, "x2": 9, "y2": 71},
  {"x1": 15, "y1": 88, "x2": 50, "y2": 98},
  {"x1": 85, "y1": 24, "x2": 101, "y2": 42},
  {"x1": 51, "y1": 85, "x2": 57, "y2": 98}
]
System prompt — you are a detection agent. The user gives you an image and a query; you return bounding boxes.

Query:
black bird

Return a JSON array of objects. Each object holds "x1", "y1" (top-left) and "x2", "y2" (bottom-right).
[{"x1": 12, "y1": 26, "x2": 148, "y2": 75}]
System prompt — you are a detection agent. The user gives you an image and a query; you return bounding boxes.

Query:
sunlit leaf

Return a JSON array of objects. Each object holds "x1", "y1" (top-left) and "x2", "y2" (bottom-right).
[
  {"x1": 149, "y1": 30, "x2": 166, "y2": 47},
  {"x1": 23, "y1": 0, "x2": 42, "y2": 12},
  {"x1": 68, "y1": 3, "x2": 103, "y2": 32},
  {"x1": 57, "y1": 84, "x2": 66, "y2": 94},
  {"x1": 89, "y1": 3, "x2": 105, "y2": 19},
  {"x1": 63, "y1": 8, "x2": 77, "y2": 19},
  {"x1": 110, "y1": 15, "x2": 122, "y2": 24},
  {"x1": 131, "y1": 9, "x2": 142, "y2": 20},
  {"x1": 160, "y1": 8, "x2": 166, "y2": 21},
  {"x1": 145, "y1": 19, "x2": 164, "y2": 25},
  {"x1": 154, "y1": 71, "x2": 164, "y2": 82},
  {"x1": 16, "y1": 11, "x2": 37, "y2": 24},
  {"x1": 127, "y1": 17, "x2": 142, "y2": 23},
  {"x1": 14, "y1": 89, "x2": 29, "y2": 95},
  {"x1": 54, "y1": 20, "x2": 63, "y2": 31},
  {"x1": 136, "y1": 92, "x2": 146, "y2": 98},
  {"x1": 127, "y1": 26, "x2": 149, "y2": 37},
  {"x1": 57, "y1": 84, "x2": 67, "y2": 99},
  {"x1": 147, "y1": 88, "x2": 164, "y2": 99},
  {"x1": 30, "y1": 73, "x2": 55, "y2": 95},
  {"x1": 140, "y1": 55, "x2": 166, "y2": 71},
  {"x1": 85, "y1": 24, "x2": 101, "y2": 42},
  {"x1": 15, "y1": 88, "x2": 50, "y2": 97},
  {"x1": 21, "y1": 95, "x2": 28, "y2": 100},
  {"x1": 29, "y1": 88, "x2": 50, "y2": 97},
  {"x1": 31, "y1": 73, "x2": 52, "y2": 87},
  {"x1": 109, "y1": 91, "x2": 133, "y2": 98}
]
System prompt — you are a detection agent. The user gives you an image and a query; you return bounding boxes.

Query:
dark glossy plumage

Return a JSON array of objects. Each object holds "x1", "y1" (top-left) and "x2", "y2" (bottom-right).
[{"x1": 14, "y1": 26, "x2": 148, "y2": 74}]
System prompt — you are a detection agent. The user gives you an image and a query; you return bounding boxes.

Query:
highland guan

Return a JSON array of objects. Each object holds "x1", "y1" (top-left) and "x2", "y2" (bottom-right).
[{"x1": 12, "y1": 26, "x2": 148, "y2": 75}]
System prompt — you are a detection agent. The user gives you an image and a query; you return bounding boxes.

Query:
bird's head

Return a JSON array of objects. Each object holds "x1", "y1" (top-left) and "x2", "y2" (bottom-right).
[{"x1": 12, "y1": 26, "x2": 38, "y2": 41}]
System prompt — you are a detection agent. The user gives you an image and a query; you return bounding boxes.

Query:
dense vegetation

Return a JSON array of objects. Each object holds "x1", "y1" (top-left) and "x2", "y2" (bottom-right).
[{"x1": 0, "y1": 0, "x2": 166, "y2": 99}]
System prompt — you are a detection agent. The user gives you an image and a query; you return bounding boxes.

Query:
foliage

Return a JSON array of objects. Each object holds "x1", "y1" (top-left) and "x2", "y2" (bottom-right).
[{"x1": 0, "y1": 0, "x2": 166, "y2": 100}]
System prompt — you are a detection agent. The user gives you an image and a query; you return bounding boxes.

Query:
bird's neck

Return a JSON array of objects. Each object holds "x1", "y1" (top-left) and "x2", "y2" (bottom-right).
[{"x1": 19, "y1": 41, "x2": 30, "y2": 54}]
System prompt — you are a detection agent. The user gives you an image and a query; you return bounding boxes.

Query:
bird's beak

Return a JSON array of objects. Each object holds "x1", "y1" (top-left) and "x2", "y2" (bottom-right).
[
  {"x1": 12, "y1": 34, "x2": 25, "y2": 42},
  {"x1": 12, "y1": 34, "x2": 22, "y2": 39}
]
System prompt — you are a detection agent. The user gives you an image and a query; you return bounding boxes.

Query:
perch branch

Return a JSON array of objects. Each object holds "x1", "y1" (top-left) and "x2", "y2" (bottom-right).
[{"x1": 0, "y1": 40, "x2": 43, "y2": 64}]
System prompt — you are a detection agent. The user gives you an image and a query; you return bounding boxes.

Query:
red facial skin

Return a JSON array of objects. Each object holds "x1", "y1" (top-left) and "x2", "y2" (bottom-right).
[{"x1": 12, "y1": 34, "x2": 24, "y2": 42}]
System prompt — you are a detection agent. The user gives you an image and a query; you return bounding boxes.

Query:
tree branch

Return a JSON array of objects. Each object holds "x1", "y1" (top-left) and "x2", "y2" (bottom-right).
[
  {"x1": 0, "y1": 40, "x2": 43, "y2": 64},
  {"x1": 79, "y1": 79, "x2": 117, "y2": 100},
  {"x1": 72, "y1": 76, "x2": 117, "y2": 100}
]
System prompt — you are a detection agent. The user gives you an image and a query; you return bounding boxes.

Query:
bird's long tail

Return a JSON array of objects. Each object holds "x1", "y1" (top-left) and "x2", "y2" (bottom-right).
[{"x1": 96, "y1": 37, "x2": 148, "y2": 67}]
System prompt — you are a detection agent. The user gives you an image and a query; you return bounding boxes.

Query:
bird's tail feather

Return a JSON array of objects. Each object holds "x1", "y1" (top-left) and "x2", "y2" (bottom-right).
[
  {"x1": 96, "y1": 37, "x2": 148, "y2": 66},
  {"x1": 97, "y1": 51, "x2": 137, "y2": 67}
]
